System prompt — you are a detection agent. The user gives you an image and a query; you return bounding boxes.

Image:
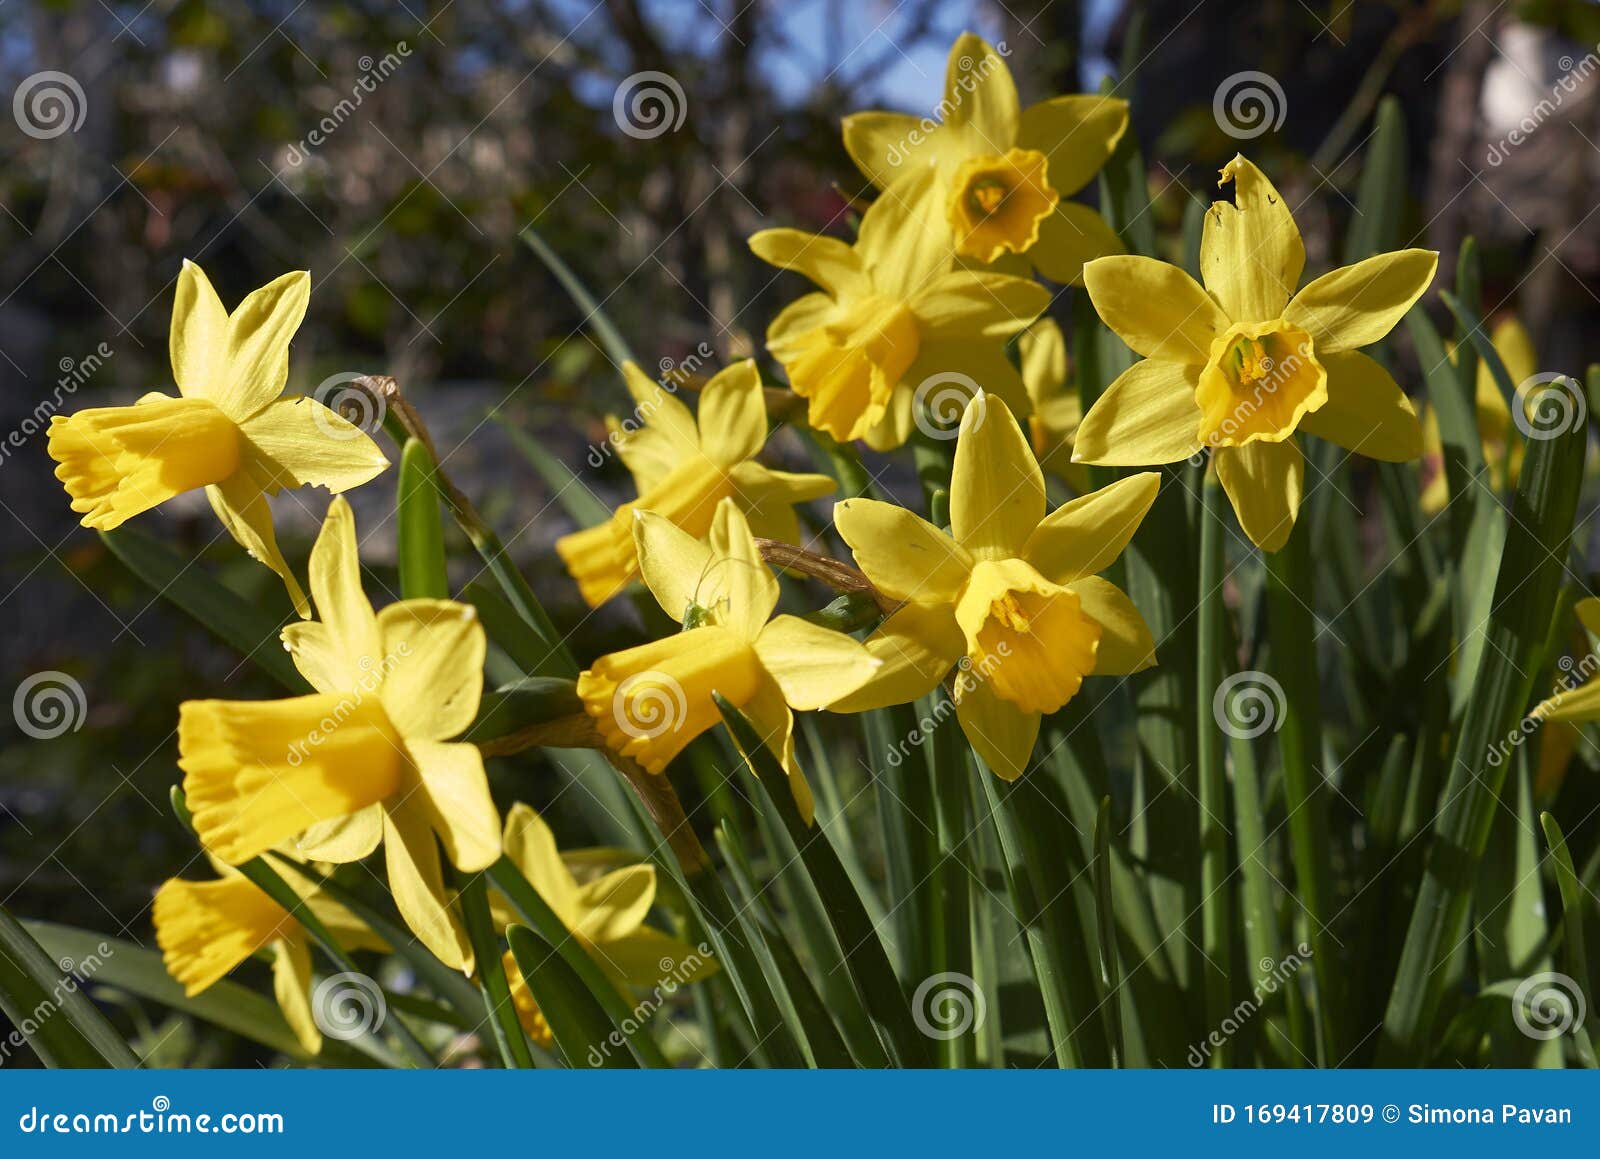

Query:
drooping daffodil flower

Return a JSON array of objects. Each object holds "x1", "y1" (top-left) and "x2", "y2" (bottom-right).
[
  {"x1": 831, "y1": 396, "x2": 1158, "y2": 780},
  {"x1": 48, "y1": 261, "x2": 388, "y2": 615},
  {"x1": 842, "y1": 33, "x2": 1128, "y2": 284},
  {"x1": 1072, "y1": 155, "x2": 1438, "y2": 551},
  {"x1": 578, "y1": 497, "x2": 880, "y2": 821},
  {"x1": 153, "y1": 855, "x2": 385, "y2": 1054},
  {"x1": 178, "y1": 496, "x2": 499, "y2": 971},
  {"x1": 751, "y1": 164, "x2": 1048, "y2": 448},
  {"x1": 557, "y1": 359, "x2": 834, "y2": 607},
  {"x1": 491, "y1": 804, "x2": 714, "y2": 1047}
]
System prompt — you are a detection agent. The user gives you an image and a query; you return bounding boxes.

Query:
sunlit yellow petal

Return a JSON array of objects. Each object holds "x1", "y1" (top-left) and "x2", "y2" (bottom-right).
[
  {"x1": 829, "y1": 600, "x2": 966, "y2": 713},
  {"x1": 384, "y1": 799, "x2": 472, "y2": 972},
  {"x1": 954, "y1": 677, "x2": 1040, "y2": 782},
  {"x1": 1070, "y1": 576, "x2": 1157, "y2": 674},
  {"x1": 295, "y1": 805, "x2": 384, "y2": 864},
  {"x1": 502, "y1": 949, "x2": 556, "y2": 1047},
  {"x1": 501, "y1": 802, "x2": 579, "y2": 925},
  {"x1": 237, "y1": 397, "x2": 389, "y2": 494},
  {"x1": 1214, "y1": 439, "x2": 1303, "y2": 552},
  {"x1": 854, "y1": 165, "x2": 951, "y2": 300},
  {"x1": 834, "y1": 496, "x2": 971, "y2": 603},
  {"x1": 408, "y1": 740, "x2": 501, "y2": 873},
  {"x1": 695, "y1": 360, "x2": 768, "y2": 466},
  {"x1": 271, "y1": 936, "x2": 321, "y2": 1054},
  {"x1": 954, "y1": 558, "x2": 1099, "y2": 715},
  {"x1": 220, "y1": 270, "x2": 311, "y2": 421},
  {"x1": 299, "y1": 495, "x2": 382, "y2": 685},
  {"x1": 739, "y1": 672, "x2": 814, "y2": 825},
  {"x1": 170, "y1": 259, "x2": 228, "y2": 403},
  {"x1": 841, "y1": 111, "x2": 940, "y2": 190},
  {"x1": 376, "y1": 599, "x2": 486, "y2": 741},
  {"x1": 747, "y1": 229, "x2": 870, "y2": 299},
  {"x1": 752, "y1": 614, "x2": 882, "y2": 709},
  {"x1": 706, "y1": 499, "x2": 779, "y2": 640},
  {"x1": 154, "y1": 875, "x2": 294, "y2": 996},
  {"x1": 1083, "y1": 256, "x2": 1230, "y2": 364},
  {"x1": 570, "y1": 864, "x2": 655, "y2": 943},
  {"x1": 1297, "y1": 350, "x2": 1422, "y2": 461},
  {"x1": 1072, "y1": 359, "x2": 1204, "y2": 466},
  {"x1": 206, "y1": 468, "x2": 310, "y2": 617},
  {"x1": 942, "y1": 33, "x2": 1020, "y2": 152},
  {"x1": 1030, "y1": 200, "x2": 1124, "y2": 286},
  {"x1": 1023, "y1": 471, "x2": 1159, "y2": 584},
  {"x1": 908, "y1": 270, "x2": 1049, "y2": 338},
  {"x1": 633, "y1": 508, "x2": 716, "y2": 625},
  {"x1": 1020, "y1": 319, "x2": 1067, "y2": 410},
  {"x1": 950, "y1": 396, "x2": 1043, "y2": 561},
  {"x1": 726, "y1": 462, "x2": 835, "y2": 544},
  {"x1": 1284, "y1": 249, "x2": 1437, "y2": 353},
  {"x1": 1201, "y1": 156, "x2": 1304, "y2": 322},
  {"x1": 1017, "y1": 94, "x2": 1129, "y2": 197},
  {"x1": 597, "y1": 927, "x2": 718, "y2": 990}
]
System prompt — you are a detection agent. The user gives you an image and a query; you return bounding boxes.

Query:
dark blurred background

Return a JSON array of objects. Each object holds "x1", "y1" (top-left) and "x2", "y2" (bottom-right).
[{"x1": 3, "y1": 0, "x2": 1600, "y2": 1062}]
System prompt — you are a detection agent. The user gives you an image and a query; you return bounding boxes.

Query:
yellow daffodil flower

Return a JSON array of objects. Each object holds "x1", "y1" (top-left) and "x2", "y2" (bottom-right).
[
  {"x1": 1019, "y1": 318, "x2": 1090, "y2": 491},
  {"x1": 750, "y1": 164, "x2": 1049, "y2": 448},
  {"x1": 153, "y1": 855, "x2": 384, "y2": 1054},
  {"x1": 557, "y1": 359, "x2": 834, "y2": 607},
  {"x1": 1072, "y1": 155, "x2": 1438, "y2": 551},
  {"x1": 491, "y1": 803, "x2": 714, "y2": 1047},
  {"x1": 1419, "y1": 317, "x2": 1532, "y2": 514},
  {"x1": 831, "y1": 397, "x2": 1158, "y2": 780},
  {"x1": 842, "y1": 33, "x2": 1128, "y2": 283},
  {"x1": 178, "y1": 496, "x2": 500, "y2": 971},
  {"x1": 47, "y1": 261, "x2": 388, "y2": 615},
  {"x1": 1531, "y1": 598, "x2": 1600, "y2": 723},
  {"x1": 578, "y1": 497, "x2": 880, "y2": 821}
]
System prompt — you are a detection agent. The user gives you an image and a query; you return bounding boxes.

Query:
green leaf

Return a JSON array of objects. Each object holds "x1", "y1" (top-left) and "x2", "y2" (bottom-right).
[
  {"x1": 1343, "y1": 96, "x2": 1406, "y2": 262},
  {"x1": 520, "y1": 226, "x2": 638, "y2": 379},
  {"x1": 397, "y1": 438, "x2": 450, "y2": 600},
  {"x1": 1091, "y1": 797, "x2": 1125, "y2": 1068},
  {"x1": 1541, "y1": 813, "x2": 1599, "y2": 1067},
  {"x1": 495, "y1": 416, "x2": 614, "y2": 531},
  {"x1": 457, "y1": 871, "x2": 535, "y2": 1068},
  {"x1": 0, "y1": 905, "x2": 139, "y2": 1068},
  {"x1": 505, "y1": 925, "x2": 640, "y2": 1068},
  {"x1": 1196, "y1": 466, "x2": 1233, "y2": 1065},
  {"x1": 101, "y1": 526, "x2": 308, "y2": 693}
]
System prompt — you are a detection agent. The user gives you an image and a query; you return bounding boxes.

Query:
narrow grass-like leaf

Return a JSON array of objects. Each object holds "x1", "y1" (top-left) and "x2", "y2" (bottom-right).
[
  {"x1": 1541, "y1": 813, "x2": 1599, "y2": 1066},
  {"x1": 457, "y1": 870, "x2": 535, "y2": 1068},
  {"x1": 397, "y1": 438, "x2": 450, "y2": 599},
  {"x1": 1196, "y1": 467, "x2": 1232, "y2": 1064},
  {"x1": 927, "y1": 691, "x2": 973, "y2": 1068},
  {"x1": 520, "y1": 225, "x2": 638, "y2": 375},
  {"x1": 505, "y1": 924, "x2": 639, "y2": 1068},
  {"x1": 0, "y1": 904, "x2": 138, "y2": 1068},
  {"x1": 1091, "y1": 797, "x2": 1125, "y2": 1068},
  {"x1": 1343, "y1": 96, "x2": 1406, "y2": 263},
  {"x1": 495, "y1": 416, "x2": 614, "y2": 529}
]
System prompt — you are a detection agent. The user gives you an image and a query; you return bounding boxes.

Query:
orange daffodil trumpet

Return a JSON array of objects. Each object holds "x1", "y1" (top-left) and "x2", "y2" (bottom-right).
[
  {"x1": 578, "y1": 498, "x2": 880, "y2": 822},
  {"x1": 751, "y1": 165, "x2": 1048, "y2": 449},
  {"x1": 47, "y1": 261, "x2": 388, "y2": 615},
  {"x1": 557, "y1": 359, "x2": 835, "y2": 607},
  {"x1": 178, "y1": 497, "x2": 499, "y2": 971},
  {"x1": 490, "y1": 804, "x2": 714, "y2": 1047},
  {"x1": 831, "y1": 397, "x2": 1158, "y2": 780},
  {"x1": 1073, "y1": 156, "x2": 1438, "y2": 551},
  {"x1": 842, "y1": 33, "x2": 1128, "y2": 283},
  {"x1": 153, "y1": 855, "x2": 385, "y2": 1054}
]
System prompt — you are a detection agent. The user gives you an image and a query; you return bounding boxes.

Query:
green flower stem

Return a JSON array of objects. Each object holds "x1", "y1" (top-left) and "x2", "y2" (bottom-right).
[
  {"x1": 1196, "y1": 467, "x2": 1232, "y2": 1066},
  {"x1": 928, "y1": 690, "x2": 973, "y2": 1068},
  {"x1": 456, "y1": 869, "x2": 535, "y2": 1068}
]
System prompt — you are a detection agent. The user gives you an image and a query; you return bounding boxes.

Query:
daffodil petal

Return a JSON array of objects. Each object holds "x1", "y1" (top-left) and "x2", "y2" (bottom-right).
[
  {"x1": 1030, "y1": 201, "x2": 1124, "y2": 286},
  {"x1": 596, "y1": 926, "x2": 718, "y2": 989},
  {"x1": 305, "y1": 495, "x2": 382, "y2": 680},
  {"x1": 633, "y1": 508, "x2": 716, "y2": 624},
  {"x1": 238, "y1": 397, "x2": 390, "y2": 494},
  {"x1": 951, "y1": 396, "x2": 1043, "y2": 561},
  {"x1": 206, "y1": 468, "x2": 309, "y2": 617},
  {"x1": 1017, "y1": 95, "x2": 1129, "y2": 196},
  {"x1": 841, "y1": 111, "x2": 936, "y2": 190},
  {"x1": 1576, "y1": 597, "x2": 1600, "y2": 640},
  {"x1": 1082, "y1": 256, "x2": 1230, "y2": 364},
  {"x1": 271, "y1": 936, "x2": 321, "y2": 1054},
  {"x1": 1072, "y1": 359, "x2": 1204, "y2": 466},
  {"x1": 1069, "y1": 576, "x2": 1157, "y2": 674},
  {"x1": 834, "y1": 496, "x2": 971, "y2": 603},
  {"x1": 1532, "y1": 676, "x2": 1600, "y2": 724},
  {"x1": 739, "y1": 673, "x2": 814, "y2": 825},
  {"x1": 830, "y1": 600, "x2": 965, "y2": 713},
  {"x1": 220, "y1": 270, "x2": 311, "y2": 421},
  {"x1": 617, "y1": 360, "x2": 699, "y2": 482},
  {"x1": 154, "y1": 875, "x2": 293, "y2": 996},
  {"x1": 943, "y1": 33, "x2": 1019, "y2": 149},
  {"x1": 376, "y1": 600, "x2": 486, "y2": 741},
  {"x1": 726, "y1": 462, "x2": 835, "y2": 545},
  {"x1": 1214, "y1": 439, "x2": 1303, "y2": 552},
  {"x1": 695, "y1": 360, "x2": 768, "y2": 466},
  {"x1": 1201, "y1": 156, "x2": 1304, "y2": 322},
  {"x1": 170, "y1": 260, "x2": 229, "y2": 404},
  {"x1": 1023, "y1": 471, "x2": 1160, "y2": 583},
  {"x1": 954, "y1": 677, "x2": 1040, "y2": 781},
  {"x1": 1284, "y1": 248, "x2": 1438, "y2": 353},
  {"x1": 753, "y1": 614, "x2": 882, "y2": 710},
  {"x1": 384, "y1": 799, "x2": 472, "y2": 972},
  {"x1": 1297, "y1": 350, "x2": 1422, "y2": 461},
  {"x1": 901, "y1": 338, "x2": 1034, "y2": 437},
  {"x1": 409, "y1": 740, "x2": 501, "y2": 873},
  {"x1": 1020, "y1": 319, "x2": 1068, "y2": 408},
  {"x1": 501, "y1": 803, "x2": 579, "y2": 923},
  {"x1": 766, "y1": 291, "x2": 838, "y2": 356},
  {"x1": 907, "y1": 271, "x2": 1049, "y2": 338},
  {"x1": 295, "y1": 805, "x2": 384, "y2": 863},
  {"x1": 571, "y1": 864, "x2": 656, "y2": 943},
  {"x1": 748, "y1": 229, "x2": 871, "y2": 298},
  {"x1": 854, "y1": 165, "x2": 951, "y2": 299},
  {"x1": 707, "y1": 499, "x2": 779, "y2": 640}
]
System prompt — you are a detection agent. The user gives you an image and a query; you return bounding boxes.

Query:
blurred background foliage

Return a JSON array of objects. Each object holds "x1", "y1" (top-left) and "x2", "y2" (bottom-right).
[{"x1": 3, "y1": 0, "x2": 1600, "y2": 1063}]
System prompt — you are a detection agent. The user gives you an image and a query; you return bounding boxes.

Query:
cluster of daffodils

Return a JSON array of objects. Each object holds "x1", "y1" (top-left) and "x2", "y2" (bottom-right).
[{"x1": 56, "y1": 30, "x2": 1594, "y2": 1067}]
